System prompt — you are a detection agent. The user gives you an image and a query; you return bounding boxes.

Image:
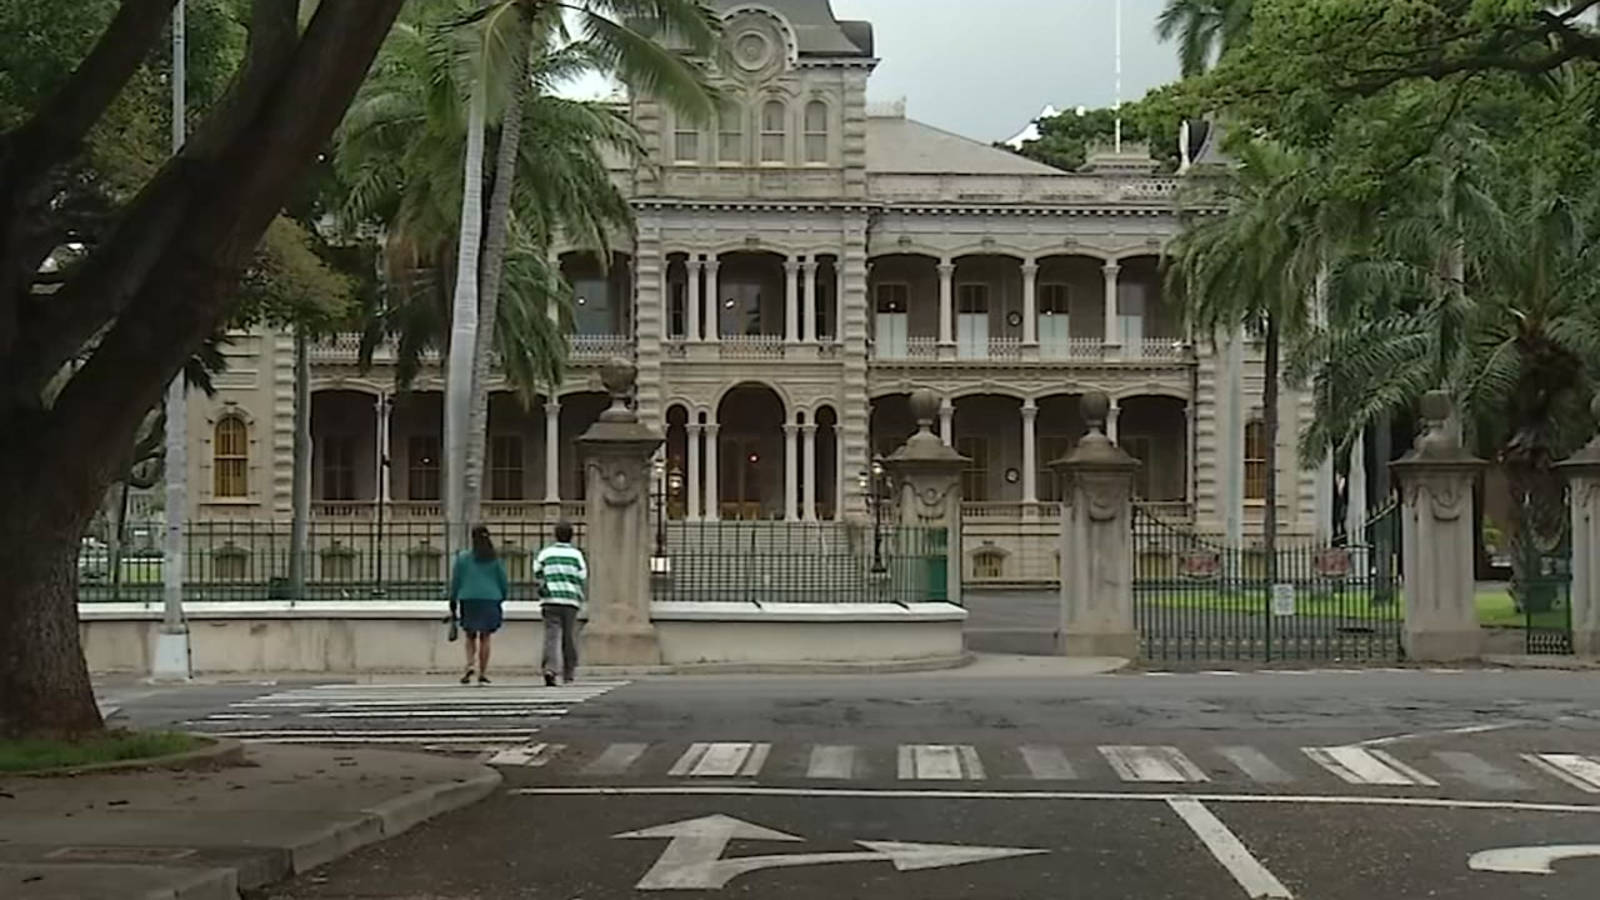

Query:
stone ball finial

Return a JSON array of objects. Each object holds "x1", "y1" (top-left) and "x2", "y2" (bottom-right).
[
  {"x1": 601, "y1": 357, "x2": 637, "y2": 398},
  {"x1": 1420, "y1": 390, "x2": 1451, "y2": 424},
  {"x1": 909, "y1": 390, "x2": 940, "y2": 429},
  {"x1": 1081, "y1": 391, "x2": 1111, "y2": 431}
]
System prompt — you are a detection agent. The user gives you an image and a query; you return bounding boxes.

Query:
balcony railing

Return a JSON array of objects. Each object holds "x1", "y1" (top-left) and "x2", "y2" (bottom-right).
[
  {"x1": 309, "y1": 500, "x2": 586, "y2": 522},
  {"x1": 871, "y1": 336, "x2": 938, "y2": 360},
  {"x1": 1137, "y1": 338, "x2": 1189, "y2": 360},
  {"x1": 719, "y1": 335, "x2": 786, "y2": 359},
  {"x1": 570, "y1": 334, "x2": 633, "y2": 361},
  {"x1": 959, "y1": 500, "x2": 1192, "y2": 521},
  {"x1": 1040, "y1": 339, "x2": 1107, "y2": 361}
]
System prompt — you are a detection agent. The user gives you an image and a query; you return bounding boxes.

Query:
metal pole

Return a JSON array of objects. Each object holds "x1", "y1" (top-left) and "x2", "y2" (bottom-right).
[
  {"x1": 154, "y1": 0, "x2": 191, "y2": 681},
  {"x1": 1114, "y1": 0, "x2": 1123, "y2": 154}
]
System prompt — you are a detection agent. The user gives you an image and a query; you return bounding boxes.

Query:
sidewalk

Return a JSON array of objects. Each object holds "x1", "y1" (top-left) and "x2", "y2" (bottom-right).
[{"x1": 0, "y1": 744, "x2": 500, "y2": 900}]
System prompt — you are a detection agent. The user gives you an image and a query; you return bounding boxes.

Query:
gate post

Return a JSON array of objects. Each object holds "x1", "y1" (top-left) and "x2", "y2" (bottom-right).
[
  {"x1": 884, "y1": 390, "x2": 968, "y2": 604},
  {"x1": 575, "y1": 358, "x2": 665, "y2": 665},
  {"x1": 1557, "y1": 398, "x2": 1600, "y2": 657},
  {"x1": 1052, "y1": 391, "x2": 1140, "y2": 658},
  {"x1": 1391, "y1": 391, "x2": 1487, "y2": 662}
]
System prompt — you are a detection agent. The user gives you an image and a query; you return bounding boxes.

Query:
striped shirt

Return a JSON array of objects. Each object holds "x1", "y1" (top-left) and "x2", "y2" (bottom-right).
[{"x1": 533, "y1": 542, "x2": 588, "y2": 608}]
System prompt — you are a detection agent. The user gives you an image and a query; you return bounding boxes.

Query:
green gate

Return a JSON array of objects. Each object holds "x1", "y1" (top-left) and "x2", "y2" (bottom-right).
[
  {"x1": 1518, "y1": 492, "x2": 1574, "y2": 655},
  {"x1": 1132, "y1": 507, "x2": 1402, "y2": 662}
]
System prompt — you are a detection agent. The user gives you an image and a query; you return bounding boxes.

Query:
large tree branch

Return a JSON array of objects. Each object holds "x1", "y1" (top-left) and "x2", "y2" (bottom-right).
[{"x1": 41, "y1": 0, "x2": 406, "y2": 499}]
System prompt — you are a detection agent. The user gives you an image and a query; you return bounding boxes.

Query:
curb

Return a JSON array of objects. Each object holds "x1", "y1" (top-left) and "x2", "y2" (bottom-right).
[
  {"x1": 582, "y1": 653, "x2": 977, "y2": 677},
  {"x1": 15, "y1": 736, "x2": 245, "y2": 779}
]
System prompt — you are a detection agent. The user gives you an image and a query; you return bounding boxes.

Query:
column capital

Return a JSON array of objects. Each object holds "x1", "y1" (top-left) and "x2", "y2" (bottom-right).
[
  {"x1": 782, "y1": 423, "x2": 799, "y2": 436},
  {"x1": 544, "y1": 399, "x2": 562, "y2": 413},
  {"x1": 1020, "y1": 261, "x2": 1039, "y2": 276},
  {"x1": 937, "y1": 261, "x2": 956, "y2": 276},
  {"x1": 784, "y1": 259, "x2": 801, "y2": 273},
  {"x1": 800, "y1": 423, "x2": 818, "y2": 435},
  {"x1": 686, "y1": 421, "x2": 703, "y2": 434},
  {"x1": 1021, "y1": 400, "x2": 1038, "y2": 417},
  {"x1": 1102, "y1": 262, "x2": 1122, "y2": 275},
  {"x1": 704, "y1": 423, "x2": 721, "y2": 436},
  {"x1": 802, "y1": 258, "x2": 819, "y2": 273},
  {"x1": 687, "y1": 258, "x2": 704, "y2": 271},
  {"x1": 705, "y1": 259, "x2": 720, "y2": 273}
]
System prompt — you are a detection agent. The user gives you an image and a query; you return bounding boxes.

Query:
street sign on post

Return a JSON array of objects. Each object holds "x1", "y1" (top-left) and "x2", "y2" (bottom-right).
[{"x1": 1272, "y1": 583, "x2": 1296, "y2": 617}]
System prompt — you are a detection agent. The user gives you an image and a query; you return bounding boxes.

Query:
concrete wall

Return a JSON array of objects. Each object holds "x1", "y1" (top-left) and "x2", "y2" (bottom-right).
[{"x1": 78, "y1": 601, "x2": 967, "y2": 675}]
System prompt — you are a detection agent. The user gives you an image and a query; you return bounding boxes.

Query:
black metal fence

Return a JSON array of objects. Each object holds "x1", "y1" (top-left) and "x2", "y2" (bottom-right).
[
  {"x1": 78, "y1": 520, "x2": 582, "y2": 603},
  {"x1": 651, "y1": 520, "x2": 952, "y2": 605},
  {"x1": 1132, "y1": 507, "x2": 1403, "y2": 662},
  {"x1": 1521, "y1": 545, "x2": 1574, "y2": 655}
]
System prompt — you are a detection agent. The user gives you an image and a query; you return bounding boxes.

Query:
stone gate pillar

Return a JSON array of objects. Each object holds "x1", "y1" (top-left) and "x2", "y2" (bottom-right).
[
  {"x1": 1052, "y1": 392, "x2": 1140, "y2": 657},
  {"x1": 575, "y1": 359, "x2": 665, "y2": 665},
  {"x1": 1557, "y1": 397, "x2": 1600, "y2": 657},
  {"x1": 1390, "y1": 391, "x2": 1487, "y2": 662},
  {"x1": 883, "y1": 390, "x2": 968, "y2": 604}
]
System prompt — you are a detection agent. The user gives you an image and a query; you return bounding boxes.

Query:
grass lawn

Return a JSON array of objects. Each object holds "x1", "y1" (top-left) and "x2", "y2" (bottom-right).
[
  {"x1": 1145, "y1": 587, "x2": 1545, "y2": 628},
  {"x1": 0, "y1": 730, "x2": 206, "y2": 773}
]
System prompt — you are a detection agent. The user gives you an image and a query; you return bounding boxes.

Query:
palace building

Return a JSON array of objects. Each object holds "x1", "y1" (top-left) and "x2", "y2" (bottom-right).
[{"x1": 178, "y1": 0, "x2": 1331, "y2": 585}]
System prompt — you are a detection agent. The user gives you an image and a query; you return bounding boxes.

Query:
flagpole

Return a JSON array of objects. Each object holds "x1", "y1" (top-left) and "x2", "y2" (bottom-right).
[
  {"x1": 1114, "y1": 0, "x2": 1123, "y2": 153},
  {"x1": 154, "y1": 0, "x2": 191, "y2": 682}
]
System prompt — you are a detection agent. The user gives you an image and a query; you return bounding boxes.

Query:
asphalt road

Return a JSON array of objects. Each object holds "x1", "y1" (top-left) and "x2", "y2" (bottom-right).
[{"x1": 101, "y1": 666, "x2": 1600, "y2": 899}]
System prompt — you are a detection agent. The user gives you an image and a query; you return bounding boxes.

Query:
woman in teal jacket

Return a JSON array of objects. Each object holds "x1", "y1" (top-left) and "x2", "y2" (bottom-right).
[{"x1": 450, "y1": 525, "x2": 509, "y2": 685}]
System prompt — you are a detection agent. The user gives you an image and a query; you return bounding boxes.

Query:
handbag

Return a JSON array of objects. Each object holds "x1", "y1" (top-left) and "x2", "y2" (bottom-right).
[{"x1": 445, "y1": 596, "x2": 459, "y2": 642}]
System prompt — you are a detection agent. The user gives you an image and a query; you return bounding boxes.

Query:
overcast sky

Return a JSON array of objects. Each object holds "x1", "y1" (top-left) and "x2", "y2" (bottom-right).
[
  {"x1": 832, "y1": 0, "x2": 1179, "y2": 141},
  {"x1": 562, "y1": 0, "x2": 1179, "y2": 142}
]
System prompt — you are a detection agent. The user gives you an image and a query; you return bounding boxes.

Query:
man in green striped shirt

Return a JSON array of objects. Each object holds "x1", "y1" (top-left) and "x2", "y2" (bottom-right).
[{"x1": 534, "y1": 520, "x2": 587, "y2": 686}]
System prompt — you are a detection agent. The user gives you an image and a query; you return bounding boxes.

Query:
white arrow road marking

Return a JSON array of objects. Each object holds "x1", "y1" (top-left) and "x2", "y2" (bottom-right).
[
  {"x1": 1168, "y1": 799, "x2": 1293, "y2": 899},
  {"x1": 614, "y1": 814, "x2": 1045, "y2": 890},
  {"x1": 488, "y1": 742, "x2": 564, "y2": 767},
  {"x1": 1469, "y1": 844, "x2": 1600, "y2": 875}
]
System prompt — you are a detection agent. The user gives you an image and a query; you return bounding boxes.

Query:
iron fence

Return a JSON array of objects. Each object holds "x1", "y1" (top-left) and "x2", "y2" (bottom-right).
[
  {"x1": 1520, "y1": 543, "x2": 1574, "y2": 655},
  {"x1": 1132, "y1": 506, "x2": 1402, "y2": 662},
  {"x1": 77, "y1": 519, "x2": 583, "y2": 603},
  {"x1": 651, "y1": 520, "x2": 952, "y2": 605}
]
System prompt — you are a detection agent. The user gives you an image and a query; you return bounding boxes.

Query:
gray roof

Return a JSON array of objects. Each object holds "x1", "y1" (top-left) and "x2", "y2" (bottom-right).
[
  {"x1": 866, "y1": 115, "x2": 1066, "y2": 175},
  {"x1": 710, "y1": 0, "x2": 872, "y2": 56}
]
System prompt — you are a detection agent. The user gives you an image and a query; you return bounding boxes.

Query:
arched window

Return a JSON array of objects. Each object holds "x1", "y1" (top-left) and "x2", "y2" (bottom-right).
[
  {"x1": 717, "y1": 101, "x2": 744, "y2": 163},
  {"x1": 760, "y1": 99, "x2": 786, "y2": 162},
  {"x1": 804, "y1": 100, "x2": 829, "y2": 163},
  {"x1": 213, "y1": 416, "x2": 248, "y2": 498},
  {"x1": 673, "y1": 115, "x2": 699, "y2": 162},
  {"x1": 1244, "y1": 420, "x2": 1268, "y2": 500}
]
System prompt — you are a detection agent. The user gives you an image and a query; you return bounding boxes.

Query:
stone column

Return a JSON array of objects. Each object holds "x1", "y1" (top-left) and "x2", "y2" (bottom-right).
[
  {"x1": 704, "y1": 257, "x2": 720, "y2": 344},
  {"x1": 883, "y1": 390, "x2": 969, "y2": 605},
  {"x1": 783, "y1": 423, "x2": 799, "y2": 521},
  {"x1": 939, "y1": 401, "x2": 955, "y2": 447},
  {"x1": 687, "y1": 258, "x2": 703, "y2": 342},
  {"x1": 1021, "y1": 399, "x2": 1038, "y2": 504},
  {"x1": 686, "y1": 422, "x2": 702, "y2": 521},
  {"x1": 802, "y1": 423, "x2": 818, "y2": 521},
  {"x1": 543, "y1": 398, "x2": 561, "y2": 503},
  {"x1": 1390, "y1": 391, "x2": 1487, "y2": 662},
  {"x1": 1053, "y1": 391, "x2": 1141, "y2": 658},
  {"x1": 784, "y1": 258, "x2": 801, "y2": 343},
  {"x1": 704, "y1": 423, "x2": 720, "y2": 521},
  {"x1": 1557, "y1": 399, "x2": 1600, "y2": 657},
  {"x1": 937, "y1": 259, "x2": 956, "y2": 352},
  {"x1": 575, "y1": 358, "x2": 665, "y2": 665},
  {"x1": 802, "y1": 258, "x2": 819, "y2": 344},
  {"x1": 1102, "y1": 263, "x2": 1121, "y2": 357},
  {"x1": 1021, "y1": 260, "x2": 1039, "y2": 351}
]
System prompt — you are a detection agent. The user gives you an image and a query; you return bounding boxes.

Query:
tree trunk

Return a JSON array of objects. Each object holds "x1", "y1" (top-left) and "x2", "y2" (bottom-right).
[
  {"x1": 110, "y1": 478, "x2": 130, "y2": 602},
  {"x1": 1263, "y1": 313, "x2": 1280, "y2": 586},
  {"x1": 0, "y1": 442, "x2": 102, "y2": 738},
  {"x1": 288, "y1": 330, "x2": 310, "y2": 599},
  {"x1": 444, "y1": 75, "x2": 488, "y2": 546},
  {"x1": 1372, "y1": 416, "x2": 1396, "y2": 603},
  {"x1": 462, "y1": 30, "x2": 531, "y2": 525}
]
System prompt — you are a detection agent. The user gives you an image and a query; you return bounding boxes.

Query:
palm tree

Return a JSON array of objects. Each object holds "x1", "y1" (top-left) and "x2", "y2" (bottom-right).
[
  {"x1": 1156, "y1": 0, "x2": 1255, "y2": 77},
  {"x1": 1166, "y1": 139, "x2": 1332, "y2": 580}
]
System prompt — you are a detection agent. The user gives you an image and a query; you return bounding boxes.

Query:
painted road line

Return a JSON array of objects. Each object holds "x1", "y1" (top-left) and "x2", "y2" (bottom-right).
[
  {"x1": 1167, "y1": 798, "x2": 1293, "y2": 899},
  {"x1": 1100, "y1": 746, "x2": 1209, "y2": 783},
  {"x1": 233, "y1": 696, "x2": 609, "y2": 708},
  {"x1": 306, "y1": 681, "x2": 632, "y2": 690},
  {"x1": 488, "y1": 742, "x2": 565, "y2": 767},
  {"x1": 511, "y1": 785, "x2": 1600, "y2": 816},
  {"x1": 1433, "y1": 751, "x2": 1530, "y2": 792},
  {"x1": 1303, "y1": 747, "x2": 1437, "y2": 787},
  {"x1": 301, "y1": 709, "x2": 568, "y2": 719},
  {"x1": 226, "y1": 734, "x2": 535, "y2": 744},
  {"x1": 208, "y1": 728, "x2": 535, "y2": 739},
  {"x1": 670, "y1": 743, "x2": 772, "y2": 778},
  {"x1": 1217, "y1": 747, "x2": 1296, "y2": 785},
  {"x1": 1019, "y1": 745, "x2": 1077, "y2": 781},
  {"x1": 1524, "y1": 753, "x2": 1600, "y2": 793},
  {"x1": 583, "y1": 743, "x2": 650, "y2": 776},
  {"x1": 806, "y1": 745, "x2": 859, "y2": 780},
  {"x1": 898, "y1": 745, "x2": 985, "y2": 781}
]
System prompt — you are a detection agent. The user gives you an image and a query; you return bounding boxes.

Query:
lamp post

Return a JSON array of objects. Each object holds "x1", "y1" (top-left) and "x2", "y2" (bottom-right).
[
  {"x1": 651, "y1": 458, "x2": 682, "y2": 573},
  {"x1": 857, "y1": 456, "x2": 888, "y2": 574}
]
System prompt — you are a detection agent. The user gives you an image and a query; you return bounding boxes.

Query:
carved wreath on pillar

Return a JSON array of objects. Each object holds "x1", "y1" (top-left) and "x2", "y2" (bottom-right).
[
  {"x1": 1405, "y1": 476, "x2": 1469, "y2": 522},
  {"x1": 1067, "y1": 472, "x2": 1129, "y2": 522},
  {"x1": 589, "y1": 458, "x2": 649, "y2": 508}
]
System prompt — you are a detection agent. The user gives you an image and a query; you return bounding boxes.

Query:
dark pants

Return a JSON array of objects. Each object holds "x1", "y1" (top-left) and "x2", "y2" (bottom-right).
[{"x1": 541, "y1": 604, "x2": 579, "y2": 680}]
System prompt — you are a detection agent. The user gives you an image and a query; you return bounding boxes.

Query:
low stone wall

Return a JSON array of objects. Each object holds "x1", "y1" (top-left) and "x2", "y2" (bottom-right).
[{"x1": 78, "y1": 600, "x2": 967, "y2": 675}]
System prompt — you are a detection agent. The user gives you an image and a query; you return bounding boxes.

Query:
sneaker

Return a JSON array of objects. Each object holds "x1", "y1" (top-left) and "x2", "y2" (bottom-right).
[
  {"x1": 459, "y1": 669, "x2": 474, "y2": 685},
  {"x1": 543, "y1": 672, "x2": 557, "y2": 687},
  {"x1": 478, "y1": 674, "x2": 492, "y2": 685}
]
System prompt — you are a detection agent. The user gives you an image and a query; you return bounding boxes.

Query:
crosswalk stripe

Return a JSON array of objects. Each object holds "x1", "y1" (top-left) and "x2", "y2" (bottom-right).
[
  {"x1": 299, "y1": 709, "x2": 567, "y2": 719},
  {"x1": 1100, "y1": 746, "x2": 1209, "y2": 783},
  {"x1": 1523, "y1": 754, "x2": 1600, "y2": 793},
  {"x1": 898, "y1": 744, "x2": 984, "y2": 780},
  {"x1": 807, "y1": 745, "x2": 858, "y2": 780},
  {"x1": 670, "y1": 742, "x2": 771, "y2": 777},
  {"x1": 1304, "y1": 747, "x2": 1437, "y2": 786},
  {"x1": 306, "y1": 681, "x2": 631, "y2": 690},
  {"x1": 488, "y1": 742, "x2": 565, "y2": 767},
  {"x1": 1019, "y1": 745, "x2": 1077, "y2": 780},
  {"x1": 209, "y1": 728, "x2": 535, "y2": 738},
  {"x1": 583, "y1": 743, "x2": 649, "y2": 776},
  {"x1": 1217, "y1": 746, "x2": 1295, "y2": 784},
  {"x1": 1433, "y1": 751, "x2": 1529, "y2": 791}
]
